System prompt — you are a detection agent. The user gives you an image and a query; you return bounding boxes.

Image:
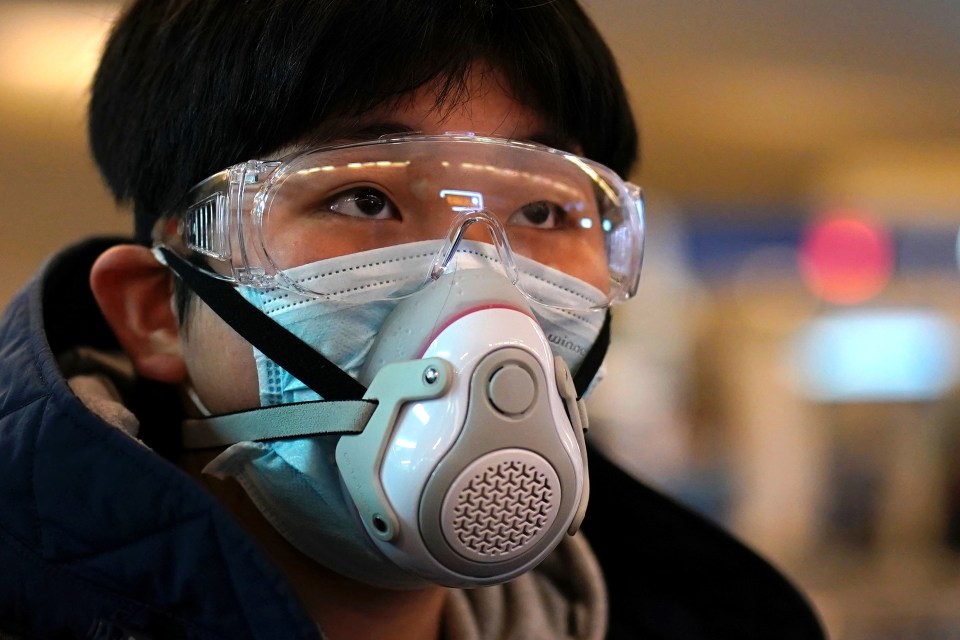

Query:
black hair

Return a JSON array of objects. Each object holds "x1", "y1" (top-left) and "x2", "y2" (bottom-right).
[{"x1": 89, "y1": 0, "x2": 639, "y2": 245}]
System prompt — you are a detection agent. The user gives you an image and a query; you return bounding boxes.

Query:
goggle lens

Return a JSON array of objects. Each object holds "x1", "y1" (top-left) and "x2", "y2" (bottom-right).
[{"x1": 159, "y1": 136, "x2": 644, "y2": 310}]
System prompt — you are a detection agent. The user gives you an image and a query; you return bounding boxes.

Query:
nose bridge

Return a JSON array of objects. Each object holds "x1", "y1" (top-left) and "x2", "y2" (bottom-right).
[
  {"x1": 458, "y1": 215, "x2": 496, "y2": 243},
  {"x1": 429, "y1": 210, "x2": 519, "y2": 284}
]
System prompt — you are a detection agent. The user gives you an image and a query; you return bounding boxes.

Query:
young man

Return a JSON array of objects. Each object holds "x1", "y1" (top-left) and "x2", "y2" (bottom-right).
[{"x1": 0, "y1": 1, "x2": 825, "y2": 638}]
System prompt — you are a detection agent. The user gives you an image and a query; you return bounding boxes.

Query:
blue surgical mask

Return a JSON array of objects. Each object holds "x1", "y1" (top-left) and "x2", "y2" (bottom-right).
[{"x1": 238, "y1": 241, "x2": 606, "y2": 405}]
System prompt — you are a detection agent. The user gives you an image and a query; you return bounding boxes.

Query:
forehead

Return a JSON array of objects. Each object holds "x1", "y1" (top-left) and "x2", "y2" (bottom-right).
[{"x1": 294, "y1": 65, "x2": 576, "y2": 154}]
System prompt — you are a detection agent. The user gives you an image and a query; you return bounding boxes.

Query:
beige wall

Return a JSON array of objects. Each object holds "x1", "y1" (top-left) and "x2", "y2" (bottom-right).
[
  {"x1": 0, "y1": 2, "x2": 128, "y2": 307},
  {"x1": 0, "y1": 107, "x2": 128, "y2": 306}
]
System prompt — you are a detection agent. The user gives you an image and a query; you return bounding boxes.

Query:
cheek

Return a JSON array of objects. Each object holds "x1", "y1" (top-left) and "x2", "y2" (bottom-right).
[{"x1": 181, "y1": 303, "x2": 261, "y2": 413}]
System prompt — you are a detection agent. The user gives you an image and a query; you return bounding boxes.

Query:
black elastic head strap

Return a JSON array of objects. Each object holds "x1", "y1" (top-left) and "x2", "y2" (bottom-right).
[
  {"x1": 573, "y1": 310, "x2": 611, "y2": 399},
  {"x1": 159, "y1": 248, "x2": 368, "y2": 401}
]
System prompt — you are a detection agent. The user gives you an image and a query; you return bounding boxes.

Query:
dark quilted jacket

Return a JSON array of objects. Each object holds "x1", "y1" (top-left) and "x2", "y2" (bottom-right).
[{"x1": 0, "y1": 238, "x2": 825, "y2": 640}]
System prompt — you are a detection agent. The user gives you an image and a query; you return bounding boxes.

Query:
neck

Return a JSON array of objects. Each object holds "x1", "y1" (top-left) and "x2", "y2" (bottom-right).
[
  {"x1": 296, "y1": 570, "x2": 449, "y2": 640},
  {"x1": 179, "y1": 450, "x2": 449, "y2": 640},
  {"x1": 244, "y1": 504, "x2": 449, "y2": 640}
]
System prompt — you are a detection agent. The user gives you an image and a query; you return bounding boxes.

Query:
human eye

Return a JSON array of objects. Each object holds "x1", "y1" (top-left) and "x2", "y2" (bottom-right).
[
  {"x1": 507, "y1": 201, "x2": 566, "y2": 229},
  {"x1": 323, "y1": 187, "x2": 399, "y2": 220}
]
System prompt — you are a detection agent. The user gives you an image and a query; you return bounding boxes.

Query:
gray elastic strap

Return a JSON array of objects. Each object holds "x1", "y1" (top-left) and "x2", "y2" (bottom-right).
[{"x1": 182, "y1": 399, "x2": 377, "y2": 449}]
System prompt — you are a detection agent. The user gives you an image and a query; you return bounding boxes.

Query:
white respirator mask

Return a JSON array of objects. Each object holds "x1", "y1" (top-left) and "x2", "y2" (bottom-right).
[{"x1": 171, "y1": 242, "x2": 597, "y2": 588}]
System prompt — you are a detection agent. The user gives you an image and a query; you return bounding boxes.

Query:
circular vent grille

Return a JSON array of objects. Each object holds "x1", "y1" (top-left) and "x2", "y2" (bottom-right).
[{"x1": 441, "y1": 450, "x2": 561, "y2": 563}]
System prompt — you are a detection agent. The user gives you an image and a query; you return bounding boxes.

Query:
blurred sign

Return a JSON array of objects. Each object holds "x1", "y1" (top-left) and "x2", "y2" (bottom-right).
[{"x1": 684, "y1": 210, "x2": 957, "y2": 281}]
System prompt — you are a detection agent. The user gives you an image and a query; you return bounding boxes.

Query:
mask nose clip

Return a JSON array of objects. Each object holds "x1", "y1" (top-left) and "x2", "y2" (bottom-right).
[{"x1": 429, "y1": 209, "x2": 520, "y2": 285}]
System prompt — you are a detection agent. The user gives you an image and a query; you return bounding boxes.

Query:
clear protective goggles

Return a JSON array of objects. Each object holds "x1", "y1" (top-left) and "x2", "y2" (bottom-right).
[{"x1": 153, "y1": 134, "x2": 644, "y2": 311}]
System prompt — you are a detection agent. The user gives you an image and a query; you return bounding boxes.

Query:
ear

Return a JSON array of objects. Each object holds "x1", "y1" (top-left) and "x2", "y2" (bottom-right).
[{"x1": 90, "y1": 245, "x2": 188, "y2": 384}]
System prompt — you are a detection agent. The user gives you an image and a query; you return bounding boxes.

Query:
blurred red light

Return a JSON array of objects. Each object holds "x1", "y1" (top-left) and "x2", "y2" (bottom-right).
[{"x1": 799, "y1": 212, "x2": 894, "y2": 305}]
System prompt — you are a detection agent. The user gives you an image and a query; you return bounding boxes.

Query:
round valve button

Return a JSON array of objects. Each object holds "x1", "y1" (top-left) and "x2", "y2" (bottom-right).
[{"x1": 487, "y1": 364, "x2": 536, "y2": 415}]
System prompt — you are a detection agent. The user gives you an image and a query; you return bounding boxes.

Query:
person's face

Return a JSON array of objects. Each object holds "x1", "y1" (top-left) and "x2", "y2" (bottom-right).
[{"x1": 183, "y1": 66, "x2": 597, "y2": 414}]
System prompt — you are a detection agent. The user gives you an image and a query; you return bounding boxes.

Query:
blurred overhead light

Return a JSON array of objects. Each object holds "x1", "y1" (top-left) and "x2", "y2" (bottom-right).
[
  {"x1": 790, "y1": 309, "x2": 960, "y2": 403},
  {"x1": 0, "y1": 2, "x2": 120, "y2": 98}
]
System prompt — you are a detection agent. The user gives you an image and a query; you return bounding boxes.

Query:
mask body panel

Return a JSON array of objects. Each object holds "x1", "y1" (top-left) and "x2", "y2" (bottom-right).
[{"x1": 365, "y1": 304, "x2": 584, "y2": 585}]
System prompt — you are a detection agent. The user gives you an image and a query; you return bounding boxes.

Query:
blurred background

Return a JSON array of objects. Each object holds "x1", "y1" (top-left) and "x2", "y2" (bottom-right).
[{"x1": 2, "y1": 1, "x2": 959, "y2": 637}]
